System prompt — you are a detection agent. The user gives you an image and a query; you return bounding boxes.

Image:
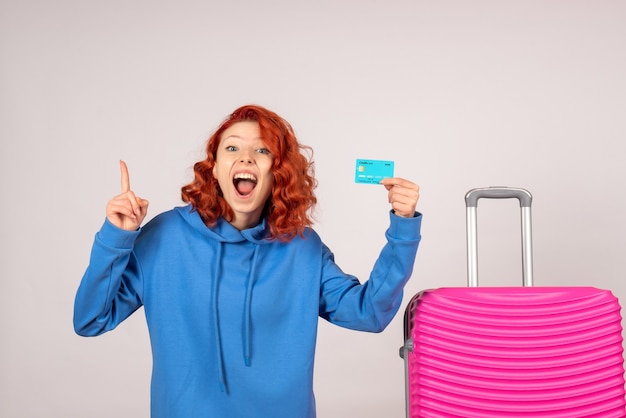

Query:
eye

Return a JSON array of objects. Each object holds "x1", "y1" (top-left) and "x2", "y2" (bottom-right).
[
  {"x1": 225, "y1": 145, "x2": 237, "y2": 152},
  {"x1": 257, "y1": 148, "x2": 271, "y2": 155}
]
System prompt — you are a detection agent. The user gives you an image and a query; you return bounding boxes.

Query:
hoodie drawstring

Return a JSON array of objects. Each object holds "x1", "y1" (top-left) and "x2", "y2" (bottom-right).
[
  {"x1": 213, "y1": 242, "x2": 260, "y2": 392},
  {"x1": 213, "y1": 243, "x2": 227, "y2": 393},
  {"x1": 243, "y1": 245, "x2": 259, "y2": 367}
]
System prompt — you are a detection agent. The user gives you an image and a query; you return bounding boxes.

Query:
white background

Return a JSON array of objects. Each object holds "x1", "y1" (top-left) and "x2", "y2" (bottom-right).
[{"x1": 1, "y1": 1, "x2": 625, "y2": 417}]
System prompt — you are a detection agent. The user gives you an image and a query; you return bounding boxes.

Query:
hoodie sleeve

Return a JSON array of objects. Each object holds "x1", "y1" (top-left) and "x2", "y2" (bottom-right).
[
  {"x1": 73, "y1": 218, "x2": 144, "y2": 336},
  {"x1": 319, "y1": 211, "x2": 422, "y2": 332}
]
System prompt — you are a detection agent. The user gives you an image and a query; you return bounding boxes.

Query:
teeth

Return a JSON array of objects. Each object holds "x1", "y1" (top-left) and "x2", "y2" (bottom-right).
[{"x1": 233, "y1": 173, "x2": 257, "y2": 182}]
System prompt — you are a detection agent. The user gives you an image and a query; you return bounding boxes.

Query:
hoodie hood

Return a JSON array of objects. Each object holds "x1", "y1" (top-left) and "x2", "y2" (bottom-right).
[
  {"x1": 175, "y1": 205, "x2": 270, "y2": 392},
  {"x1": 175, "y1": 205, "x2": 271, "y2": 245}
]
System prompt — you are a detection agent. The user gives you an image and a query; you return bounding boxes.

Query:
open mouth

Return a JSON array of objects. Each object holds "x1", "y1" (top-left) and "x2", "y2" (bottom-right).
[{"x1": 233, "y1": 172, "x2": 257, "y2": 196}]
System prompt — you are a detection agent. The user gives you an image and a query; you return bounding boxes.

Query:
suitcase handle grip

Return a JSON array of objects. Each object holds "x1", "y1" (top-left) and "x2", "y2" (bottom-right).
[
  {"x1": 465, "y1": 187, "x2": 534, "y2": 287},
  {"x1": 465, "y1": 187, "x2": 532, "y2": 208}
]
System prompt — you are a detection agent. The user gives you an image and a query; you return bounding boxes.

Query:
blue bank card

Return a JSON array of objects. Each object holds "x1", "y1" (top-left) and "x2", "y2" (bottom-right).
[{"x1": 355, "y1": 159, "x2": 395, "y2": 184}]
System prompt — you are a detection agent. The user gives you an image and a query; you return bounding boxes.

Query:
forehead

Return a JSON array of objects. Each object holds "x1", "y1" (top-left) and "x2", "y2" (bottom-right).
[{"x1": 221, "y1": 121, "x2": 262, "y2": 142}]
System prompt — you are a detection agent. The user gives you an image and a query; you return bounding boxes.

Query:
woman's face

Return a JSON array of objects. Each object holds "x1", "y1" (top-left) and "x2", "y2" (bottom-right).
[{"x1": 213, "y1": 121, "x2": 274, "y2": 230}]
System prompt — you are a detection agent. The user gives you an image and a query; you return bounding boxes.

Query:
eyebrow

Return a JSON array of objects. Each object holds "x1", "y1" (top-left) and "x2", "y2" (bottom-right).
[{"x1": 223, "y1": 135, "x2": 263, "y2": 140}]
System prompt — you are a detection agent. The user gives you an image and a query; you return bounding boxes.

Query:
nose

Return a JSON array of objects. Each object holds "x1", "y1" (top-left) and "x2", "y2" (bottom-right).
[{"x1": 239, "y1": 149, "x2": 254, "y2": 164}]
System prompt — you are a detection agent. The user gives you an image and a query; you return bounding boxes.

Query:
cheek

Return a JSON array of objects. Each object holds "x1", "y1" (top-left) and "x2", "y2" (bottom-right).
[
  {"x1": 212, "y1": 163, "x2": 228, "y2": 189},
  {"x1": 263, "y1": 166, "x2": 275, "y2": 186},
  {"x1": 212, "y1": 159, "x2": 225, "y2": 179},
  {"x1": 264, "y1": 174, "x2": 275, "y2": 197}
]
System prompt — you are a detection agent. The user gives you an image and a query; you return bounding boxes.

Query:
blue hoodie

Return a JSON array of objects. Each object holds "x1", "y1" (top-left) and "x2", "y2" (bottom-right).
[{"x1": 74, "y1": 205, "x2": 422, "y2": 417}]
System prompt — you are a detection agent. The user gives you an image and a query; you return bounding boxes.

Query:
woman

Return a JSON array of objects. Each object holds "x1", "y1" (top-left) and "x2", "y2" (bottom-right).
[{"x1": 74, "y1": 104, "x2": 422, "y2": 417}]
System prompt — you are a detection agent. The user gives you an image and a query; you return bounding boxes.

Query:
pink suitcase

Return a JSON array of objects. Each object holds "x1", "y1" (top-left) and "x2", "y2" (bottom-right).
[{"x1": 400, "y1": 187, "x2": 626, "y2": 417}]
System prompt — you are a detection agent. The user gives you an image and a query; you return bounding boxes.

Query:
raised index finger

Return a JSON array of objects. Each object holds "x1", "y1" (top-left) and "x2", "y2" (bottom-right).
[{"x1": 120, "y1": 160, "x2": 131, "y2": 193}]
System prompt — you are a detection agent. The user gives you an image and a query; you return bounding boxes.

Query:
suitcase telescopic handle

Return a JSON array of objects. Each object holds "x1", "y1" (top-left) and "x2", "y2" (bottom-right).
[{"x1": 465, "y1": 187, "x2": 534, "y2": 287}]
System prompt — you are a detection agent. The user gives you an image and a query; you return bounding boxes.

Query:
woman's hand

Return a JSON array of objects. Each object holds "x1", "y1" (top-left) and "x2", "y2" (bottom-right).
[
  {"x1": 380, "y1": 178, "x2": 420, "y2": 218},
  {"x1": 105, "y1": 160, "x2": 149, "y2": 230}
]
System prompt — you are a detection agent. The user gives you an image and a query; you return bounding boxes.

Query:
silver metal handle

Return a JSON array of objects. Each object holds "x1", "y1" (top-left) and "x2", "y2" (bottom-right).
[
  {"x1": 465, "y1": 187, "x2": 532, "y2": 208},
  {"x1": 465, "y1": 187, "x2": 534, "y2": 287}
]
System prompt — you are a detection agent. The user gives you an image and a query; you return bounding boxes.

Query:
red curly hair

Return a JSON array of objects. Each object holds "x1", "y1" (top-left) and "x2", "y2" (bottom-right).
[{"x1": 181, "y1": 104, "x2": 317, "y2": 241}]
